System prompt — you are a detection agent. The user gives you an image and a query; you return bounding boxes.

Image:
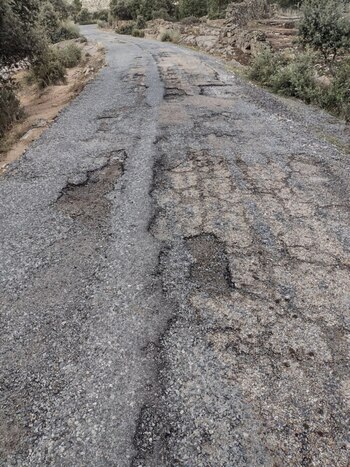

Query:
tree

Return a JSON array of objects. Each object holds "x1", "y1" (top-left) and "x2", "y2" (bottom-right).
[
  {"x1": 38, "y1": 2, "x2": 60, "y2": 42},
  {"x1": 0, "y1": 0, "x2": 42, "y2": 136},
  {"x1": 179, "y1": 0, "x2": 207, "y2": 18},
  {"x1": 0, "y1": 0, "x2": 42, "y2": 68},
  {"x1": 299, "y1": 0, "x2": 350, "y2": 62},
  {"x1": 76, "y1": 7, "x2": 92, "y2": 24},
  {"x1": 109, "y1": 0, "x2": 175, "y2": 21},
  {"x1": 110, "y1": 0, "x2": 135, "y2": 19},
  {"x1": 72, "y1": 0, "x2": 82, "y2": 10},
  {"x1": 69, "y1": 0, "x2": 82, "y2": 21},
  {"x1": 49, "y1": 0, "x2": 69, "y2": 19},
  {"x1": 207, "y1": 0, "x2": 231, "y2": 18}
]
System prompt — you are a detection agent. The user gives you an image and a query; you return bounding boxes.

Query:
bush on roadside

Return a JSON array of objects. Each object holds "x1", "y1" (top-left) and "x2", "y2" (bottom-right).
[
  {"x1": 38, "y1": 1, "x2": 60, "y2": 42},
  {"x1": 57, "y1": 43, "x2": 82, "y2": 68},
  {"x1": 39, "y1": 2, "x2": 81, "y2": 43},
  {"x1": 93, "y1": 9, "x2": 109, "y2": 22},
  {"x1": 248, "y1": 49, "x2": 287, "y2": 86},
  {"x1": 53, "y1": 20, "x2": 80, "y2": 42},
  {"x1": 135, "y1": 14, "x2": 146, "y2": 29},
  {"x1": 110, "y1": 0, "x2": 133, "y2": 20},
  {"x1": 132, "y1": 28, "x2": 145, "y2": 37},
  {"x1": 116, "y1": 23, "x2": 135, "y2": 35},
  {"x1": 248, "y1": 49, "x2": 350, "y2": 121},
  {"x1": 270, "y1": 52, "x2": 319, "y2": 102},
  {"x1": 320, "y1": 58, "x2": 350, "y2": 121},
  {"x1": 29, "y1": 49, "x2": 66, "y2": 88},
  {"x1": 299, "y1": 0, "x2": 350, "y2": 62},
  {"x1": 160, "y1": 29, "x2": 180, "y2": 43},
  {"x1": 152, "y1": 8, "x2": 171, "y2": 20},
  {"x1": 178, "y1": 0, "x2": 208, "y2": 18},
  {"x1": 76, "y1": 8, "x2": 94, "y2": 25},
  {"x1": 0, "y1": 81, "x2": 22, "y2": 138},
  {"x1": 97, "y1": 19, "x2": 109, "y2": 28}
]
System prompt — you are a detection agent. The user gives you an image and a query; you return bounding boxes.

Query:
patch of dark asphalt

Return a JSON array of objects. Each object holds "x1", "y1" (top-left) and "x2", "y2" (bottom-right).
[{"x1": 186, "y1": 233, "x2": 235, "y2": 294}]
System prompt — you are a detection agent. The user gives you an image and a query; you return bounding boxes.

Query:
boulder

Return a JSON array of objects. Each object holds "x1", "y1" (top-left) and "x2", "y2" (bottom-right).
[{"x1": 226, "y1": 0, "x2": 270, "y2": 28}]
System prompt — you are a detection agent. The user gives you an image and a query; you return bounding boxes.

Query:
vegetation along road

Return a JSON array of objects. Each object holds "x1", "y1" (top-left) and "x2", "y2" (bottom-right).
[{"x1": 0, "y1": 25, "x2": 349, "y2": 466}]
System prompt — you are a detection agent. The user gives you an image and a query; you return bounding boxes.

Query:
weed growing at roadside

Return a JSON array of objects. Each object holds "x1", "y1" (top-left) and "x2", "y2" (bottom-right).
[
  {"x1": 132, "y1": 29, "x2": 145, "y2": 37},
  {"x1": 160, "y1": 30, "x2": 180, "y2": 43},
  {"x1": 116, "y1": 23, "x2": 135, "y2": 35}
]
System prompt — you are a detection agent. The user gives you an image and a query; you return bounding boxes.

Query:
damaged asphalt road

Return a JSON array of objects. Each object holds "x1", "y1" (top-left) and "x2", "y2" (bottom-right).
[{"x1": 0, "y1": 25, "x2": 349, "y2": 466}]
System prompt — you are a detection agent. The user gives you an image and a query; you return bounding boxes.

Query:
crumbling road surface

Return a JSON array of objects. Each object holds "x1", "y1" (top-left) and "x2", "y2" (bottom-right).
[{"x1": 1, "y1": 26, "x2": 349, "y2": 466}]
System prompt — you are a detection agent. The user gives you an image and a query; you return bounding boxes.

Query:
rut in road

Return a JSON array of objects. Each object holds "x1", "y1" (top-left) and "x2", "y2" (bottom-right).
[{"x1": 0, "y1": 27, "x2": 349, "y2": 467}]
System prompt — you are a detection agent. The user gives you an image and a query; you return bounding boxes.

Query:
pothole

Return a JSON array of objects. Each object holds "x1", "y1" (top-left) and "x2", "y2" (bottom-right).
[
  {"x1": 56, "y1": 150, "x2": 127, "y2": 228},
  {"x1": 164, "y1": 87, "x2": 187, "y2": 101},
  {"x1": 186, "y1": 233, "x2": 235, "y2": 295}
]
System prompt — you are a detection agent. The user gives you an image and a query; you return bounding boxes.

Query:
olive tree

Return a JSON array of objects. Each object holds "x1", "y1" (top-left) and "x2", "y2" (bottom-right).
[{"x1": 299, "y1": 0, "x2": 350, "y2": 62}]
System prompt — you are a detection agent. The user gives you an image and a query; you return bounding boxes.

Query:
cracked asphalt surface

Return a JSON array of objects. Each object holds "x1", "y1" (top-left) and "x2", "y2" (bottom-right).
[{"x1": 0, "y1": 26, "x2": 349, "y2": 466}]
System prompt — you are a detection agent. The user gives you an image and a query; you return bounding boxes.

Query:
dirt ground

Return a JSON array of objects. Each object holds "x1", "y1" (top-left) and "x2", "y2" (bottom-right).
[{"x1": 0, "y1": 39, "x2": 105, "y2": 172}]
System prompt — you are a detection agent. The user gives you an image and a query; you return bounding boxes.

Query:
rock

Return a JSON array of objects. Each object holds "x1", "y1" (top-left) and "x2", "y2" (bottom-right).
[
  {"x1": 195, "y1": 35, "x2": 219, "y2": 51},
  {"x1": 235, "y1": 30, "x2": 271, "y2": 56},
  {"x1": 314, "y1": 75, "x2": 332, "y2": 89},
  {"x1": 225, "y1": 0, "x2": 271, "y2": 28}
]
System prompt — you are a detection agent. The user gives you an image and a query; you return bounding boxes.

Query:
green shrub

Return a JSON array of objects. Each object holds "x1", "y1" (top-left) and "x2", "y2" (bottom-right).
[
  {"x1": 0, "y1": 82, "x2": 22, "y2": 138},
  {"x1": 50, "y1": 0, "x2": 70, "y2": 20},
  {"x1": 321, "y1": 58, "x2": 350, "y2": 121},
  {"x1": 152, "y1": 8, "x2": 171, "y2": 20},
  {"x1": 70, "y1": 0, "x2": 82, "y2": 21},
  {"x1": 116, "y1": 23, "x2": 135, "y2": 35},
  {"x1": 97, "y1": 19, "x2": 108, "y2": 28},
  {"x1": 132, "y1": 28, "x2": 145, "y2": 37},
  {"x1": 160, "y1": 29, "x2": 180, "y2": 43},
  {"x1": 53, "y1": 20, "x2": 80, "y2": 42},
  {"x1": 76, "y1": 8, "x2": 94, "y2": 24},
  {"x1": 271, "y1": 52, "x2": 318, "y2": 102},
  {"x1": 38, "y1": 1, "x2": 60, "y2": 42},
  {"x1": 299, "y1": 0, "x2": 350, "y2": 62},
  {"x1": 248, "y1": 50, "x2": 287, "y2": 86},
  {"x1": 179, "y1": 0, "x2": 208, "y2": 18},
  {"x1": 249, "y1": 49, "x2": 350, "y2": 122},
  {"x1": 39, "y1": 3, "x2": 81, "y2": 42},
  {"x1": 92, "y1": 9, "x2": 109, "y2": 21},
  {"x1": 30, "y1": 49, "x2": 66, "y2": 88},
  {"x1": 136, "y1": 14, "x2": 146, "y2": 29},
  {"x1": 110, "y1": 0, "x2": 133, "y2": 20},
  {"x1": 57, "y1": 43, "x2": 82, "y2": 68}
]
